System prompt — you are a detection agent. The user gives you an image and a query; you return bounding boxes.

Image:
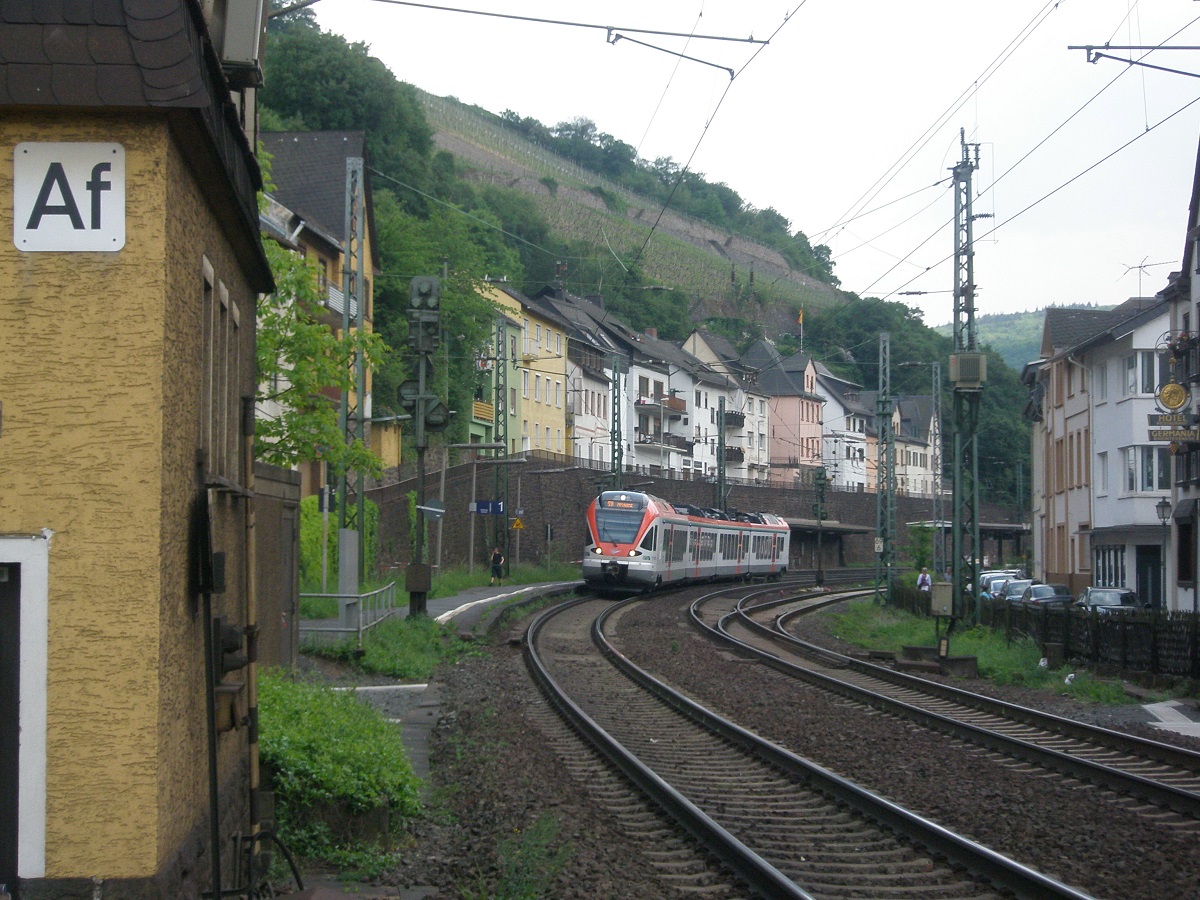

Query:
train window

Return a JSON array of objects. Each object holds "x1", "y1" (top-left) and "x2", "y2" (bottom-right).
[
  {"x1": 595, "y1": 506, "x2": 644, "y2": 544},
  {"x1": 640, "y1": 527, "x2": 656, "y2": 551},
  {"x1": 671, "y1": 528, "x2": 687, "y2": 562}
]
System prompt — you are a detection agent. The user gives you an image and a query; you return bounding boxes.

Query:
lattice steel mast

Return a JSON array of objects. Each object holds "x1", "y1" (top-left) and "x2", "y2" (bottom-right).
[
  {"x1": 874, "y1": 332, "x2": 896, "y2": 602},
  {"x1": 950, "y1": 130, "x2": 985, "y2": 622}
]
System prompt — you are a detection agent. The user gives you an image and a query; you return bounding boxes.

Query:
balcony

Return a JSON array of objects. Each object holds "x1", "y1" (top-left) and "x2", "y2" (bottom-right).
[
  {"x1": 723, "y1": 446, "x2": 745, "y2": 464},
  {"x1": 723, "y1": 410, "x2": 746, "y2": 429},
  {"x1": 472, "y1": 400, "x2": 495, "y2": 423},
  {"x1": 636, "y1": 393, "x2": 686, "y2": 419},
  {"x1": 634, "y1": 431, "x2": 694, "y2": 457}
]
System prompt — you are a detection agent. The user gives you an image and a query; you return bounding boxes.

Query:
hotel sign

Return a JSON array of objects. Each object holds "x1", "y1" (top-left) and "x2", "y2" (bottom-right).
[{"x1": 13, "y1": 142, "x2": 125, "y2": 251}]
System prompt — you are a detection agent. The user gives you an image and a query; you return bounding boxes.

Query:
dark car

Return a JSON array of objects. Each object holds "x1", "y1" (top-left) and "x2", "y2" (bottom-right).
[
  {"x1": 1020, "y1": 583, "x2": 1073, "y2": 607},
  {"x1": 998, "y1": 578, "x2": 1035, "y2": 603},
  {"x1": 1075, "y1": 587, "x2": 1142, "y2": 614}
]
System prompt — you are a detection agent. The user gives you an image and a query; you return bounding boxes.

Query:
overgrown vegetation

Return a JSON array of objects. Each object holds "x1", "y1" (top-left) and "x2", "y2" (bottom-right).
[
  {"x1": 258, "y1": 670, "x2": 423, "y2": 877},
  {"x1": 461, "y1": 813, "x2": 572, "y2": 899},
  {"x1": 827, "y1": 599, "x2": 1136, "y2": 703},
  {"x1": 305, "y1": 614, "x2": 478, "y2": 680},
  {"x1": 298, "y1": 494, "x2": 379, "y2": 593}
]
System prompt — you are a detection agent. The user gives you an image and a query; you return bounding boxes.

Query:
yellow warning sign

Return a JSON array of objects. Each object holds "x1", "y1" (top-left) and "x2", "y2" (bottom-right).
[{"x1": 511, "y1": 518, "x2": 525, "y2": 530}]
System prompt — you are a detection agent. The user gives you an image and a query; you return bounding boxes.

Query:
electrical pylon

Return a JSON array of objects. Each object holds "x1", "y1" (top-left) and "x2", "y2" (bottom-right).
[
  {"x1": 875, "y1": 332, "x2": 896, "y2": 602},
  {"x1": 950, "y1": 129, "x2": 984, "y2": 623}
]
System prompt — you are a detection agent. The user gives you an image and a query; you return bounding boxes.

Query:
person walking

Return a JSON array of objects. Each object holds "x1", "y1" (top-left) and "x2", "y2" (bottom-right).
[{"x1": 489, "y1": 546, "x2": 505, "y2": 586}]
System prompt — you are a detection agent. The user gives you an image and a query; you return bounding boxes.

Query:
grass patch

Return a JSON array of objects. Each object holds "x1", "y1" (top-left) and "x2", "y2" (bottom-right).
[
  {"x1": 307, "y1": 614, "x2": 480, "y2": 680},
  {"x1": 258, "y1": 670, "x2": 423, "y2": 877},
  {"x1": 461, "y1": 813, "x2": 572, "y2": 899},
  {"x1": 827, "y1": 599, "x2": 1137, "y2": 703}
]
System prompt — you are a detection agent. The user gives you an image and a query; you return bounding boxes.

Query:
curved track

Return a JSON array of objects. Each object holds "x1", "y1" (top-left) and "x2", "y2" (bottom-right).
[
  {"x1": 526, "y1": 592, "x2": 1091, "y2": 899},
  {"x1": 693, "y1": 588, "x2": 1200, "y2": 826}
]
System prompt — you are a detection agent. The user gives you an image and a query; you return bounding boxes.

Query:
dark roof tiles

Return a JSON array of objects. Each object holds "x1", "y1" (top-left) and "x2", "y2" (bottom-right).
[{"x1": 0, "y1": 0, "x2": 208, "y2": 107}]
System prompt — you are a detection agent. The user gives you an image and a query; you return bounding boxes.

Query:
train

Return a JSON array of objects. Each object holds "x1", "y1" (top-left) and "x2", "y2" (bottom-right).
[{"x1": 582, "y1": 490, "x2": 791, "y2": 590}]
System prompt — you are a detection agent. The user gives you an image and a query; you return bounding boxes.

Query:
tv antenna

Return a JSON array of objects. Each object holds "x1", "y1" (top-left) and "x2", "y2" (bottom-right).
[{"x1": 1119, "y1": 257, "x2": 1173, "y2": 298}]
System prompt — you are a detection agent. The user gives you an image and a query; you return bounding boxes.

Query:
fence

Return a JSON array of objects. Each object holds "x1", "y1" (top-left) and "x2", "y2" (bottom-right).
[
  {"x1": 983, "y1": 600, "x2": 1200, "y2": 678},
  {"x1": 890, "y1": 584, "x2": 1200, "y2": 678},
  {"x1": 298, "y1": 581, "x2": 399, "y2": 650}
]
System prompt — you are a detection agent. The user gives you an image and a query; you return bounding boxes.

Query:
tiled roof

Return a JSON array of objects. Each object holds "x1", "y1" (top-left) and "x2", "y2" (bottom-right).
[
  {"x1": 0, "y1": 0, "x2": 209, "y2": 107},
  {"x1": 0, "y1": 0, "x2": 270, "y2": 291},
  {"x1": 261, "y1": 131, "x2": 370, "y2": 248},
  {"x1": 1042, "y1": 308, "x2": 1116, "y2": 356}
]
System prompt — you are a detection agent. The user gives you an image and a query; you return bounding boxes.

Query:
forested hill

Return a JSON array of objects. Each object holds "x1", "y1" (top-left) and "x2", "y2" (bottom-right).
[
  {"x1": 416, "y1": 91, "x2": 840, "y2": 335},
  {"x1": 259, "y1": 11, "x2": 1033, "y2": 510},
  {"x1": 935, "y1": 305, "x2": 1114, "y2": 372}
]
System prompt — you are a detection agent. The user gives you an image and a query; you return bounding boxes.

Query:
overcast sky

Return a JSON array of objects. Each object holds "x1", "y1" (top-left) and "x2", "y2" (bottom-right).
[{"x1": 312, "y1": 1, "x2": 1200, "y2": 327}]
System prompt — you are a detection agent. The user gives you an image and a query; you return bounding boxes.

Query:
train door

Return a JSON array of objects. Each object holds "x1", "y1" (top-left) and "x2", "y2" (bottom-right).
[{"x1": 1, "y1": 563, "x2": 19, "y2": 898}]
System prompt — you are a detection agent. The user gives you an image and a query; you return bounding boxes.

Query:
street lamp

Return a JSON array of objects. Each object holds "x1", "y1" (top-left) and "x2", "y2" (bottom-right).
[{"x1": 1157, "y1": 496, "x2": 1172, "y2": 609}]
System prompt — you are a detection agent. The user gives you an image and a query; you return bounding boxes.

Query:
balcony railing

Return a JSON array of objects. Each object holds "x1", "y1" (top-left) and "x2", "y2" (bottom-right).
[
  {"x1": 723, "y1": 410, "x2": 746, "y2": 429},
  {"x1": 635, "y1": 394, "x2": 686, "y2": 417},
  {"x1": 472, "y1": 400, "x2": 495, "y2": 422},
  {"x1": 1170, "y1": 334, "x2": 1200, "y2": 384},
  {"x1": 723, "y1": 446, "x2": 745, "y2": 463},
  {"x1": 634, "y1": 432, "x2": 694, "y2": 456}
]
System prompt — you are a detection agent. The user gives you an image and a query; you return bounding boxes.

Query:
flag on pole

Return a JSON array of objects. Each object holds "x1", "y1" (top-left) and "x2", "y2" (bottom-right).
[{"x1": 796, "y1": 308, "x2": 804, "y2": 326}]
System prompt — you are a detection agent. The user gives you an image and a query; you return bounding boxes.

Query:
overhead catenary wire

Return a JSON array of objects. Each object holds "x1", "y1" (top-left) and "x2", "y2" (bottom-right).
[{"x1": 852, "y1": 15, "x2": 1200, "y2": 304}]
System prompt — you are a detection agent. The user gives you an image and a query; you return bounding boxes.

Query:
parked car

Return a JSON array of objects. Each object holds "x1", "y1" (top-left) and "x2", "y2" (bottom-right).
[
  {"x1": 998, "y1": 578, "x2": 1035, "y2": 603},
  {"x1": 980, "y1": 570, "x2": 1021, "y2": 599},
  {"x1": 1075, "y1": 587, "x2": 1142, "y2": 614},
  {"x1": 1020, "y1": 583, "x2": 1073, "y2": 607}
]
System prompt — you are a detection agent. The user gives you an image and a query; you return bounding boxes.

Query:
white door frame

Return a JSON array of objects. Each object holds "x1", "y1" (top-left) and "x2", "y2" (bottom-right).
[{"x1": 1, "y1": 532, "x2": 49, "y2": 878}]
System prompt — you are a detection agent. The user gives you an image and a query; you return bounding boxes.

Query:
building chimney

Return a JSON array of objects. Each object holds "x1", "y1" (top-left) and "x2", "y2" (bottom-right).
[{"x1": 645, "y1": 327, "x2": 658, "y2": 339}]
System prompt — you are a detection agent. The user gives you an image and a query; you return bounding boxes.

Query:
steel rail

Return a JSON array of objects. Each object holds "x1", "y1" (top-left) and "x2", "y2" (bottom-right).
[
  {"x1": 523, "y1": 595, "x2": 813, "y2": 899},
  {"x1": 580, "y1": 595, "x2": 1090, "y2": 899},
  {"x1": 690, "y1": 593, "x2": 1200, "y2": 820}
]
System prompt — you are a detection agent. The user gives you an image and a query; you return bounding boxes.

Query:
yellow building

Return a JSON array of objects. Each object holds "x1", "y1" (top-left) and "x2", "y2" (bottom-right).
[
  {"x1": 259, "y1": 131, "x2": 400, "y2": 495},
  {"x1": 0, "y1": 2, "x2": 273, "y2": 896},
  {"x1": 485, "y1": 284, "x2": 571, "y2": 455}
]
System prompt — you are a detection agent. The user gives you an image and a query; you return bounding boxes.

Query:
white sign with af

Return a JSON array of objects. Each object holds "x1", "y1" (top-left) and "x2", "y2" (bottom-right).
[{"x1": 13, "y1": 142, "x2": 125, "y2": 251}]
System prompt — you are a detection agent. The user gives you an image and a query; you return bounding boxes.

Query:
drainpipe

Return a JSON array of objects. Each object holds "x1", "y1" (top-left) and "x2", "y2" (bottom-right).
[{"x1": 242, "y1": 396, "x2": 262, "y2": 889}]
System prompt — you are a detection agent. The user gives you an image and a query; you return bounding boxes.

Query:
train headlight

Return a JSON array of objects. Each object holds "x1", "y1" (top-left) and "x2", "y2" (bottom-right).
[
  {"x1": 592, "y1": 547, "x2": 604, "y2": 555},
  {"x1": 628, "y1": 550, "x2": 640, "y2": 557}
]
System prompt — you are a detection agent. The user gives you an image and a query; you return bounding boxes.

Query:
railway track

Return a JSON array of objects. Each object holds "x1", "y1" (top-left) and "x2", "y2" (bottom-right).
[
  {"x1": 526, "y1": 593, "x2": 1090, "y2": 898},
  {"x1": 689, "y1": 587, "x2": 1200, "y2": 826}
]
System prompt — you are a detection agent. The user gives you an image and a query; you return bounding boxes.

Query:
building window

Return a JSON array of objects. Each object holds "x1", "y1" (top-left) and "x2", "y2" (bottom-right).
[
  {"x1": 534, "y1": 374, "x2": 541, "y2": 401},
  {"x1": 522, "y1": 370, "x2": 530, "y2": 398},
  {"x1": 1094, "y1": 546, "x2": 1126, "y2": 587},
  {"x1": 1123, "y1": 445, "x2": 1172, "y2": 492},
  {"x1": 510, "y1": 387, "x2": 517, "y2": 414},
  {"x1": 555, "y1": 381, "x2": 562, "y2": 407},
  {"x1": 556, "y1": 333, "x2": 562, "y2": 355},
  {"x1": 1097, "y1": 451, "x2": 1108, "y2": 494},
  {"x1": 1096, "y1": 360, "x2": 1107, "y2": 401}
]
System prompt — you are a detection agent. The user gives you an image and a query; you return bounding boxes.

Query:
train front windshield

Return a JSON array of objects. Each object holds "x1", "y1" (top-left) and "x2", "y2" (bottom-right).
[{"x1": 594, "y1": 493, "x2": 647, "y2": 544}]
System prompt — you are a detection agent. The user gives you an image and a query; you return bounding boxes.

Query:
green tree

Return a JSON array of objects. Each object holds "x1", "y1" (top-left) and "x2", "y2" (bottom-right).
[
  {"x1": 370, "y1": 191, "x2": 511, "y2": 443},
  {"x1": 256, "y1": 240, "x2": 384, "y2": 477},
  {"x1": 261, "y1": 26, "x2": 434, "y2": 212}
]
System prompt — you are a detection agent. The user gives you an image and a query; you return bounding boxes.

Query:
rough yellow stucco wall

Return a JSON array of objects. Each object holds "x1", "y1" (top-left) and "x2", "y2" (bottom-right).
[
  {"x1": 0, "y1": 113, "x2": 167, "y2": 875},
  {"x1": 1, "y1": 110, "x2": 262, "y2": 883},
  {"x1": 155, "y1": 123, "x2": 256, "y2": 872}
]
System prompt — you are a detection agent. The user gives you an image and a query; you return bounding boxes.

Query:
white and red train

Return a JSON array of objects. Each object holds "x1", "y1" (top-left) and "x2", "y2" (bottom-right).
[{"x1": 583, "y1": 490, "x2": 790, "y2": 590}]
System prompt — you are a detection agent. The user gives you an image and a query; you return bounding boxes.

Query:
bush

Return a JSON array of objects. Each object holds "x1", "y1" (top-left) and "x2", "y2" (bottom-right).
[{"x1": 258, "y1": 670, "x2": 422, "y2": 871}]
